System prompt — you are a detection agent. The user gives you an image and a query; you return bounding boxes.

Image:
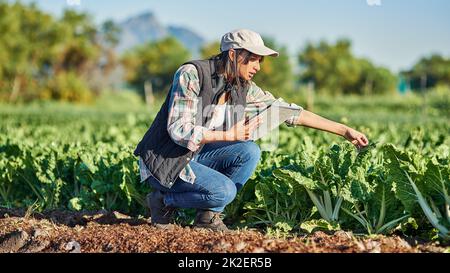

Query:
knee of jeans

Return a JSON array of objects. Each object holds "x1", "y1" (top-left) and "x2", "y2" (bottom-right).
[
  {"x1": 240, "y1": 141, "x2": 261, "y2": 163},
  {"x1": 213, "y1": 180, "x2": 237, "y2": 206}
]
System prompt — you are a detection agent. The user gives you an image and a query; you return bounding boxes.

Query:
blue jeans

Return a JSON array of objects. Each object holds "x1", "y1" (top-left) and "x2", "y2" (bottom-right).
[{"x1": 145, "y1": 140, "x2": 261, "y2": 212}]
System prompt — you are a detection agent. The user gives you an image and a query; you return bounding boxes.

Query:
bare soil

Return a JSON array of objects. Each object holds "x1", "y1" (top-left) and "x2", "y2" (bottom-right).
[{"x1": 0, "y1": 208, "x2": 447, "y2": 253}]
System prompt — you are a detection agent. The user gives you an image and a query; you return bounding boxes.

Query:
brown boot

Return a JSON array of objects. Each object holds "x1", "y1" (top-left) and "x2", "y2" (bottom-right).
[
  {"x1": 193, "y1": 210, "x2": 229, "y2": 232},
  {"x1": 146, "y1": 191, "x2": 177, "y2": 229}
]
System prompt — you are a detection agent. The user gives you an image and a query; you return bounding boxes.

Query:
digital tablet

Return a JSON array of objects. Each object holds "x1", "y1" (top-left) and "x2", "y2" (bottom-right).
[{"x1": 246, "y1": 99, "x2": 302, "y2": 140}]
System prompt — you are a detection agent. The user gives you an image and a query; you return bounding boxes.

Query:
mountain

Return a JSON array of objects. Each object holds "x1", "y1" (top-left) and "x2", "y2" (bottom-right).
[
  {"x1": 116, "y1": 12, "x2": 205, "y2": 56},
  {"x1": 167, "y1": 26, "x2": 205, "y2": 55}
]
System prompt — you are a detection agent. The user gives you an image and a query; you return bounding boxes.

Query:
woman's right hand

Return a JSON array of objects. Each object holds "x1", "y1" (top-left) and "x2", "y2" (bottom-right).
[
  {"x1": 343, "y1": 126, "x2": 369, "y2": 149},
  {"x1": 225, "y1": 117, "x2": 263, "y2": 141}
]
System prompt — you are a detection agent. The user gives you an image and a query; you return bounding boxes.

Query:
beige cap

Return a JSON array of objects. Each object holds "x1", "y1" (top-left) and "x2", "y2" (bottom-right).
[{"x1": 220, "y1": 29, "x2": 279, "y2": 57}]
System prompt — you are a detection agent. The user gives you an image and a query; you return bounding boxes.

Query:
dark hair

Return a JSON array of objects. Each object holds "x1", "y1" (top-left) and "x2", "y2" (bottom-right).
[{"x1": 211, "y1": 49, "x2": 264, "y2": 90}]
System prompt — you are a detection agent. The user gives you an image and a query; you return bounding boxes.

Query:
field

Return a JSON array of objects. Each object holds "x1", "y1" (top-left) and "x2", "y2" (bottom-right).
[
  {"x1": 0, "y1": 208, "x2": 445, "y2": 253},
  {"x1": 0, "y1": 91, "x2": 449, "y2": 253}
]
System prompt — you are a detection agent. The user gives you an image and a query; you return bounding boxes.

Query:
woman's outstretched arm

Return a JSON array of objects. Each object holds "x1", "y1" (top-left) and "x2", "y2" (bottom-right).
[{"x1": 295, "y1": 110, "x2": 369, "y2": 148}]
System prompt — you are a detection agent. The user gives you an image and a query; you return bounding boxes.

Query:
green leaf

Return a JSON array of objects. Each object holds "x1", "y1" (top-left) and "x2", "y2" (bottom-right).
[
  {"x1": 405, "y1": 171, "x2": 449, "y2": 237},
  {"x1": 80, "y1": 154, "x2": 98, "y2": 173},
  {"x1": 68, "y1": 197, "x2": 82, "y2": 211},
  {"x1": 383, "y1": 144, "x2": 419, "y2": 213},
  {"x1": 274, "y1": 222, "x2": 293, "y2": 233},
  {"x1": 300, "y1": 219, "x2": 340, "y2": 233},
  {"x1": 273, "y1": 169, "x2": 317, "y2": 190},
  {"x1": 422, "y1": 159, "x2": 449, "y2": 208}
]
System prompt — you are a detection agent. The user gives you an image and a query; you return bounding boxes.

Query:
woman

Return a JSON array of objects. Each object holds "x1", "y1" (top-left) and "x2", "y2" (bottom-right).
[{"x1": 134, "y1": 29, "x2": 369, "y2": 232}]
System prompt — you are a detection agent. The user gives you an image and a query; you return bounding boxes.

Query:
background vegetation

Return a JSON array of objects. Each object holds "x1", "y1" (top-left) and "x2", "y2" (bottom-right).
[{"x1": 1, "y1": 2, "x2": 449, "y2": 103}]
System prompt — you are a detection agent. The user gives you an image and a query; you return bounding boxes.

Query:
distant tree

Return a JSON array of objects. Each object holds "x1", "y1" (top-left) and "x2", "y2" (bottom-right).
[
  {"x1": 200, "y1": 41, "x2": 221, "y2": 59},
  {"x1": 358, "y1": 60, "x2": 397, "y2": 95},
  {"x1": 402, "y1": 54, "x2": 450, "y2": 91},
  {"x1": 0, "y1": 2, "x2": 61, "y2": 101},
  {"x1": 121, "y1": 37, "x2": 191, "y2": 97},
  {"x1": 298, "y1": 39, "x2": 396, "y2": 95},
  {"x1": 101, "y1": 19, "x2": 121, "y2": 48},
  {"x1": 98, "y1": 19, "x2": 122, "y2": 81},
  {"x1": 54, "y1": 10, "x2": 100, "y2": 75},
  {"x1": 299, "y1": 39, "x2": 353, "y2": 94},
  {"x1": 49, "y1": 9, "x2": 103, "y2": 101},
  {"x1": 0, "y1": 2, "x2": 112, "y2": 102}
]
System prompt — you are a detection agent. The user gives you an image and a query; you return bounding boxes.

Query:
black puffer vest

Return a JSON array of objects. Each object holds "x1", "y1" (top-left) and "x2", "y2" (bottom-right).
[{"x1": 133, "y1": 58, "x2": 248, "y2": 188}]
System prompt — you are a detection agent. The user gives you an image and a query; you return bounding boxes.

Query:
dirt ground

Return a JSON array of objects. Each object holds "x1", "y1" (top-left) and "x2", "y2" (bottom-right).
[{"x1": 0, "y1": 208, "x2": 447, "y2": 253}]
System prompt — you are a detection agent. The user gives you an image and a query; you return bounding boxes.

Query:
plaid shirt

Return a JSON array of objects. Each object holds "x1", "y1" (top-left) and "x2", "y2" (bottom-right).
[{"x1": 139, "y1": 64, "x2": 303, "y2": 184}]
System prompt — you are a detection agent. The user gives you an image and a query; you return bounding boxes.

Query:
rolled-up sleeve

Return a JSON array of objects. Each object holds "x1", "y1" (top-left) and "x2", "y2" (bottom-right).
[
  {"x1": 245, "y1": 82, "x2": 303, "y2": 127},
  {"x1": 167, "y1": 64, "x2": 208, "y2": 152}
]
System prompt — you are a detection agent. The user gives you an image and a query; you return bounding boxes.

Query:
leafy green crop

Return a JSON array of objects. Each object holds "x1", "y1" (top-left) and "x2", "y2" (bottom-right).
[
  {"x1": 383, "y1": 144, "x2": 449, "y2": 239},
  {"x1": 0, "y1": 101, "x2": 449, "y2": 241}
]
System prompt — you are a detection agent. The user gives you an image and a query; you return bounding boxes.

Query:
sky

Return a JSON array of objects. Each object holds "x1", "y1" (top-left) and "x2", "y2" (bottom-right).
[{"x1": 13, "y1": 0, "x2": 450, "y2": 73}]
